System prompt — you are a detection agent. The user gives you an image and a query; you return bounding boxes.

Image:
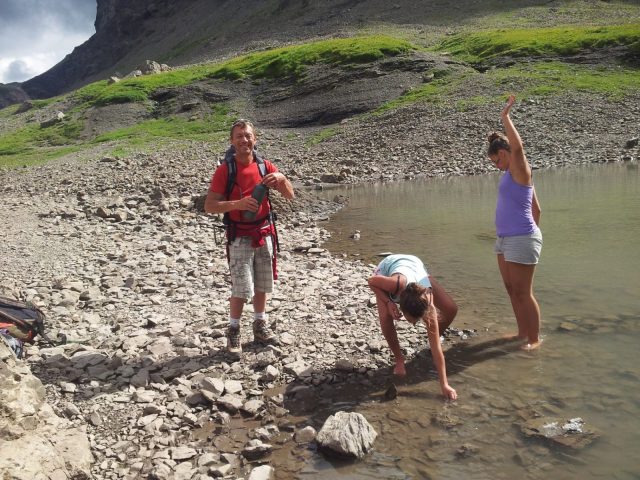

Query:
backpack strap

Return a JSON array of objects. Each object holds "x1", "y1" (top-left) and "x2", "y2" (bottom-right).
[{"x1": 222, "y1": 146, "x2": 268, "y2": 244}]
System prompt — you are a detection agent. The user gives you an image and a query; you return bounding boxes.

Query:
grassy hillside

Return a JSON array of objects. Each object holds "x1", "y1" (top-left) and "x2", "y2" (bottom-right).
[{"x1": 1, "y1": 21, "x2": 639, "y2": 168}]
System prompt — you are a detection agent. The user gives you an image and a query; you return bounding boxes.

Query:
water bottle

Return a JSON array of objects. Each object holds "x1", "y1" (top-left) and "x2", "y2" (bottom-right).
[{"x1": 242, "y1": 184, "x2": 269, "y2": 221}]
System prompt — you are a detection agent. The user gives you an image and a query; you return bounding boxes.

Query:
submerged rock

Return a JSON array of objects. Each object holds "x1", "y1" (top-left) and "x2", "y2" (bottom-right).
[{"x1": 520, "y1": 416, "x2": 599, "y2": 450}]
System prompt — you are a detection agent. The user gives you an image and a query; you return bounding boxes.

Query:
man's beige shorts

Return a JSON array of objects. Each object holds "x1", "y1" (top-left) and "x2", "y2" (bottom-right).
[{"x1": 228, "y1": 236, "x2": 274, "y2": 301}]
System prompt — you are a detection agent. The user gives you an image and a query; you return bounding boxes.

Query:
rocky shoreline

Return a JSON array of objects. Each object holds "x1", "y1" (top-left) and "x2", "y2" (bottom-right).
[{"x1": 1, "y1": 93, "x2": 639, "y2": 479}]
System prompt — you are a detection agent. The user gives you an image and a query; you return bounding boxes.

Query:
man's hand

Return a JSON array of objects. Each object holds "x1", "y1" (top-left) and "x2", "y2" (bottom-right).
[
  {"x1": 237, "y1": 196, "x2": 259, "y2": 212},
  {"x1": 262, "y1": 172, "x2": 285, "y2": 189}
]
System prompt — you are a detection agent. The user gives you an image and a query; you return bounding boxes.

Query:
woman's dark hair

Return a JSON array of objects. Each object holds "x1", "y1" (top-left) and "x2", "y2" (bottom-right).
[
  {"x1": 487, "y1": 131, "x2": 510, "y2": 156},
  {"x1": 399, "y1": 282, "x2": 430, "y2": 320}
]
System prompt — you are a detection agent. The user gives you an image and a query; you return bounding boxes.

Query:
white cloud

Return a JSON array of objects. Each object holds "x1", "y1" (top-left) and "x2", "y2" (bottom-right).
[
  {"x1": 0, "y1": 51, "x2": 68, "y2": 83},
  {"x1": 2, "y1": 60, "x2": 36, "y2": 83},
  {"x1": 0, "y1": 0, "x2": 95, "y2": 83}
]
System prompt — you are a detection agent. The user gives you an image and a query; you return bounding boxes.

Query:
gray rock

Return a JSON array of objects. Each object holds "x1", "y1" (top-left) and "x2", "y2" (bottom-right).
[
  {"x1": 261, "y1": 364, "x2": 280, "y2": 382},
  {"x1": 217, "y1": 394, "x2": 244, "y2": 413},
  {"x1": 294, "y1": 425, "x2": 317, "y2": 443},
  {"x1": 520, "y1": 416, "x2": 599, "y2": 450},
  {"x1": 224, "y1": 379, "x2": 243, "y2": 394},
  {"x1": 248, "y1": 464, "x2": 275, "y2": 480},
  {"x1": 316, "y1": 411, "x2": 377, "y2": 459},
  {"x1": 241, "y1": 399, "x2": 264, "y2": 416},
  {"x1": 242, "y1": 439, "x2": 273, "y2": 460},
  {"x1": 170, "y1": 445, "x2": 197, "y2": 460},
  {"x1": 0, "y1": 342, "x2": 93, "y2": 479}
]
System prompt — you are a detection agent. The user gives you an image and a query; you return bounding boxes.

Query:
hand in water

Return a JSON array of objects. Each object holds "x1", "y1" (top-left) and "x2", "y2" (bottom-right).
[
  {"x1": 442, "y1": 384, "x2": 457, "y2": 401},
  {"x1": 393, "y1": 360, "x2": 406, "y2": 377}
]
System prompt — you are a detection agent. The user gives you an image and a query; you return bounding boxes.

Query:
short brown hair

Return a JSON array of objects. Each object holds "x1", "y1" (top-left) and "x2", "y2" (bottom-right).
[{"x1": 230, "y1": 119, "x2": 255, "y2": 138}]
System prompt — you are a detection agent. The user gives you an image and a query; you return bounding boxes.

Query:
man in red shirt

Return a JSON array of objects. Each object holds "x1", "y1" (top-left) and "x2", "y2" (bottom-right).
[{"x1": 205, "y1": 120, "x2": 294, "y2": 356}]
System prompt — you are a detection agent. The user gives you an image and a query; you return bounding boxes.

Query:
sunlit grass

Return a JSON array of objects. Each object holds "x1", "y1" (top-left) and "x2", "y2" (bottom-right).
[
  {"x1": 0, "y1": 106, "x2": 231, "y2": 167},
  {"x1": 74, "y1": 36, "x2": 413, "y2": 107},
  {"x1": 488, "y1": 62, "x2": 640, "y2": 99},
  {"x1": 375, "y1": 61, "x2": 640, "y2": 113},
  {"x1": 0, "y1": 120, "x2": 82, "y2": 157},
  {"x1": 435, "y1": 24, "x2": 640, "y2": 63},
  {"x1": 93, "y1": 109, "x2": 229, "y2": 144},
  {"x1": 306, "y1": 126, "x2": 340, "y2": 146}
]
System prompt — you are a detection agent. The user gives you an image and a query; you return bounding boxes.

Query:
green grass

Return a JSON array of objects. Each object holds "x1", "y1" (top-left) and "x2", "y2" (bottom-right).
[
  {"x1": 93, "y1": 105, "x2": 230, "y2": 144},
  {"x1": 375, "y1": 60, "x2": 640, "y2": 114},
  {"x1": 0, "y1": 119, "x2": 83, "y2": 157},
  {"x1": 375, "y1": 69, "x2": 473, "y2": 113},
  {"x1": 0, "y1": 104, "x2": 19, "y2": 118},
  {"x1": 212, "y1": 36, "x2": 412, "y2": 81},
  {"x1": 306, "y1": 126, "x2": 340, "y2": 146},
  {"x1": 0, "y1": 104, "x2": 232, "y2": 167},
  {"x1": 435, "y1": 24, "x2": 640, "y2": 63},
  {"x1": 488, "y1": 62, "x2": 640, "y2": 99},
  {"x1": 74, "y1": 36, "x2": 413, "y2": 107}
]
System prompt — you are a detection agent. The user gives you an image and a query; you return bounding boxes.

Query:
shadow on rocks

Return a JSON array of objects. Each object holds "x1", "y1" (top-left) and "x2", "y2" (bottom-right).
[{"x1": 29, "y1": 338, "x2": 279, "y2": 398}]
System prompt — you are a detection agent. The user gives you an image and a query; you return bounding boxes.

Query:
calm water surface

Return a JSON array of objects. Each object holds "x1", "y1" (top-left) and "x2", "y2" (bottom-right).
[{"x1": 276, "y1": 164, "x2": 640, "y2": 479}]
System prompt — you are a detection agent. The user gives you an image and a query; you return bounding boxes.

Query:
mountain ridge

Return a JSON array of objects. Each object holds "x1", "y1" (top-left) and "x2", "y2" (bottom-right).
[{"x1": 11, "y1": 0, "x2": 639, "y2": 104}]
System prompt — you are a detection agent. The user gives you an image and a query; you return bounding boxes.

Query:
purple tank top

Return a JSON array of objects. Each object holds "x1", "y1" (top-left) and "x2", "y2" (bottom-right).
[{"x1": 495, "y1": 171, "x2": 536, "y2": 237}]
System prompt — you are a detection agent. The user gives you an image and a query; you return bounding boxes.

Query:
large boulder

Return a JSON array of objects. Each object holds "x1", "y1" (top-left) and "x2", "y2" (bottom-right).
[
  {"x1": 0, "y1": 342, "x2": 93, "y2": 479},
  {"x1": 316, "y1": 411, "x2": 377, "y2": 459}
]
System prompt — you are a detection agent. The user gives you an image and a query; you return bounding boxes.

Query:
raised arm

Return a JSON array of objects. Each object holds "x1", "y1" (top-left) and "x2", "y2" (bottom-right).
[{"x1": 501, "y1": 95, "x2": 532, "y2": 185}]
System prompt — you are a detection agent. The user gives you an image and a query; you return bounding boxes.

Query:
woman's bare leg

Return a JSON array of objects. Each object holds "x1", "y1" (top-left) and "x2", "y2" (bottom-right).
[
  {"x1": 497, "y1": 254, "x2": 527, "y2": 339},
  {"x1": 503, "y1": 259, "x2": 541, "y2": 349}
]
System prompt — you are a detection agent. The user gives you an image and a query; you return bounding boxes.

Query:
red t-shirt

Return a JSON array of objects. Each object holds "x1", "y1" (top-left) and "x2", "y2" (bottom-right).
[{"x1": 210, "y1": 159, "x2": 278, "y2": 223}]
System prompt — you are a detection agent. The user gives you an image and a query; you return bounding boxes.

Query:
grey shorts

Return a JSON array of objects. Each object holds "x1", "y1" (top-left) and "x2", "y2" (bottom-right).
[
  {"x1": 494, "y1": 229, "x2": 543, "y2": 265},
  {"x1": 228, "y1": 236, "x2": 274, "y2": 301}
]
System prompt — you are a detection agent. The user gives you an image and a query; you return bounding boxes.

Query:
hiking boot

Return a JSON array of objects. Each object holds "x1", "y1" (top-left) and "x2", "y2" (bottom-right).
[
  {"x1": 226, "y1": 325, "x2": 242, "y2": 354},
  {"x1": 252, "y1": 318, "x2": 277, "y2": 344}
]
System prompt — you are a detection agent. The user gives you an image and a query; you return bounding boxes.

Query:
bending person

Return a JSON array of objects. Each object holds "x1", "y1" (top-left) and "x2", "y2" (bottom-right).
[
  {"x1": 367, "y1": 254, "x2": 458, "y2": 400},
  {"x1": 487, "y1": 95, "x2": 543, "y2": 350}
]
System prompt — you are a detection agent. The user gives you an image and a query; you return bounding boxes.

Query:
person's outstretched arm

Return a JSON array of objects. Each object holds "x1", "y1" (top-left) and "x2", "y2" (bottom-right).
[
  {"x1": 368, "y1": 275, "x2": 405, "y2": 375},
  {"x1": 425, "y1": 302, "x2": 457, "y2": 400}
]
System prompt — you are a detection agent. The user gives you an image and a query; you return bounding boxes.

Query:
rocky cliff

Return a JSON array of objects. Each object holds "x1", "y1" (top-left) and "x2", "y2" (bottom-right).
[{"x1": 18, "y1": 0, "x2": 556, "y2": 100}]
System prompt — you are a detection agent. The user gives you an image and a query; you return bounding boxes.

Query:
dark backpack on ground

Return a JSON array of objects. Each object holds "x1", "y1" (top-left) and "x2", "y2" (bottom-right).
[{"x1": 0, "y1": 296, "x2": 58, "y2": 358}]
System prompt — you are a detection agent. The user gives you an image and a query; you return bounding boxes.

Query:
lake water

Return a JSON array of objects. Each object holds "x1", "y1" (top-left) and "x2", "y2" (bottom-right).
[{"x1": 274, "y1": 163, "x2": 640, "y2": 479}]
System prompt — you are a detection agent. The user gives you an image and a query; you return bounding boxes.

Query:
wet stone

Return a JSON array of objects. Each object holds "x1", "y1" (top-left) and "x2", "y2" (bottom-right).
[
  {"x1": 432, "y1": 410, "x2": 463, "y2": 429},
  {"x1": 519, "y1": 416, "x2": 599, "y2": 450}
]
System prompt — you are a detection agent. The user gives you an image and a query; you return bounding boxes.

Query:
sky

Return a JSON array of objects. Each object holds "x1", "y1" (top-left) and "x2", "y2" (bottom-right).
[{"x1": 0, "y1": 0, "x2": 97, "y2": 84}]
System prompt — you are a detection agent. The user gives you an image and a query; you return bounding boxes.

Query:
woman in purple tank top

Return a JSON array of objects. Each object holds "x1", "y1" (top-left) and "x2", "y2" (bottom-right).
[{"x1": 487, "y1": 95, "x2": 543, "y2": 350}]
